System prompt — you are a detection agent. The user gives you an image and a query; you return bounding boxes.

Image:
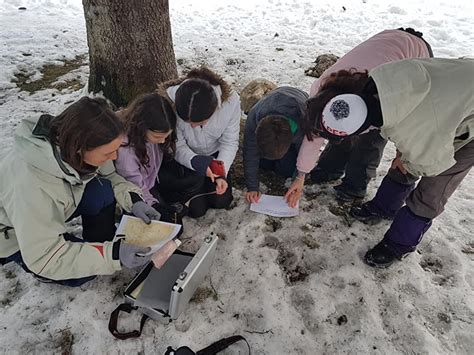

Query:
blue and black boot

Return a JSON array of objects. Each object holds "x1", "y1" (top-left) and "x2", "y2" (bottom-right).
[
  {"x1": 364, "y1": 206, "x2": 432, "y2": 268},
  {"x1": 350, "y1": 175, "x2": 415, "y2": 224}
]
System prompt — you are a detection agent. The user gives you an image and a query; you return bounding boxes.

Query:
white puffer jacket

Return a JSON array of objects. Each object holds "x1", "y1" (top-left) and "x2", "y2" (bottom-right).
[{"x1": 166, "y1": 84, "x2": 241, "y2": 175}]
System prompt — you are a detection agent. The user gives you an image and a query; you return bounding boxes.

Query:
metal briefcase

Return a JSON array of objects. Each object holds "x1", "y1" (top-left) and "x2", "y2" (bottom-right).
[
  {"x1": 108, "y1": 233, "x2": 219, "y2": 339},
  {"x1": 124, "y1": 232, "x2": 218, "y2": 323}
]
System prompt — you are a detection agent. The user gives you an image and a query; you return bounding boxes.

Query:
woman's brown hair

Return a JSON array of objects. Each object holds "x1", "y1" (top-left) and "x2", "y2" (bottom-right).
[
  {"x1": 49, "y1": 96, "x2": 124, "y2": 172},
  {"x1": 304, "y1": 69, "x2": 370, "y2": 140},
  {"x1": 122, "y1": 93, "x2": 177, "y2": 167}
]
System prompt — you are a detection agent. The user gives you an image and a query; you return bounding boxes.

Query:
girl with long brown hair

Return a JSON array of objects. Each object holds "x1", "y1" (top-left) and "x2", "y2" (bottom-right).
[{"x1": 114, "y1": 92, "x2": 184, "y2": 224}]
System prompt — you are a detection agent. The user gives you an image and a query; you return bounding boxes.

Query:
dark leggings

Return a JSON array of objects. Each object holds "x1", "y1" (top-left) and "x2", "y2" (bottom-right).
[
  {"x1": 2, "y1": 177, "x2": 116, "y2": 287},
  {"x1": 157, "y1": 160, "x2": 233, "y2": 218}
]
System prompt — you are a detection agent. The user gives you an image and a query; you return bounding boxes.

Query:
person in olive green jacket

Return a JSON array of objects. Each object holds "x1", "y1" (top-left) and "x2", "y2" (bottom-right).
[
  {"x1": 0, "y1": 97, "x2": 162, "y2": 286},
  {"x1": 304, "y1": 58, "x2": 473, "y2": 268}
]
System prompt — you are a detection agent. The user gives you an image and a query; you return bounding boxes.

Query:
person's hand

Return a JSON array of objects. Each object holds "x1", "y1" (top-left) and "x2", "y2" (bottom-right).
[
  {"x1": 152, "y1": 240, "x2": 178, "y2": 269},
  {"x1": 215, "y1": 178, "x2": 228, "y2": 195},
  {"x1": 245, "y1": 191, "x2": 261, "y2": 204},
  {"x1": 284, "y1": 178, "x2": 304, "y2": 208},
  {"x1": 119, "y1": 242, "x2": 152, "y2": 269},
  {"x1": 391, "y1": 151, "x2": 407, "y2": 174},
  {"x1": 131, "y1": 201, "x2": 161, "y2": 224},
  {"x1": 206, "y1": 167, "x2": 218, "y2": 183}
]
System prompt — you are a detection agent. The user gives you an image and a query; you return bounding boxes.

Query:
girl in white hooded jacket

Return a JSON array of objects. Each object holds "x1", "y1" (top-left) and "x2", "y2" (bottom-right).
[{"x1": 156, "y1": 68, "x2": 241, "y2": 218}]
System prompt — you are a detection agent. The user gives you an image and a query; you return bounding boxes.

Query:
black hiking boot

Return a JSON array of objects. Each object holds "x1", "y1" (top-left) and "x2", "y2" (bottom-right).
[
  {"x1": 350, "y1": 202, "x2": 394, "y2": 225},
  {"x1": 333, "y1": 184, "x2": 366, "y2": 202},
  {"x1": 364, "y1": 240, "x2": 414, "y2": 268}
]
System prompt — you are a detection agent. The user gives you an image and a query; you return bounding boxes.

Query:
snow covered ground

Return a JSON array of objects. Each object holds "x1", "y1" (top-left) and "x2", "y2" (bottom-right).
[{"x1": 0, "y1": 0, "x2": 473, "y2": 353}]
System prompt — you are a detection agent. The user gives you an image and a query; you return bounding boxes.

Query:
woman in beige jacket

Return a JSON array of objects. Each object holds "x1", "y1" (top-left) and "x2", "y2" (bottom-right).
[
  {"x1": 304, "y1": 58, "x2": 473, "y2": 268},
  {"x1": 0, "y1": 97, "x2": 161, "y2": 286}
]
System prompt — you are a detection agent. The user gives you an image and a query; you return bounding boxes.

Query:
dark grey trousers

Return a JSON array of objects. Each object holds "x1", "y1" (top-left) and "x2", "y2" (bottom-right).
[
  {"x1": 389, "y1": 140, "x2": 474, "y2": 219},
  {"x1": 313, "y1": 130, "x2": 388, "y2": 195}
]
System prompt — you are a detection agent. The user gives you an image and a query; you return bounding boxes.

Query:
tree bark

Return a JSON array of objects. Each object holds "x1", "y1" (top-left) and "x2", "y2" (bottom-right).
[{"x1": 82, "y1": 0, "x2": 177, "y2": 107}]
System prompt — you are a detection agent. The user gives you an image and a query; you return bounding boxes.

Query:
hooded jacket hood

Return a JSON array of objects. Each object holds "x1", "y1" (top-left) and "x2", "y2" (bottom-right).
[{"x1": 13, "y1": 114, "x2": 84, "y2": 185}]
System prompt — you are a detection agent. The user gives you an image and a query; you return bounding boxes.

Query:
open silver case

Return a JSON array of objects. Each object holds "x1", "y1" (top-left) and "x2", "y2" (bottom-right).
[{"x1": 123, "y1": 232, "x2": 218, "y2": 324}]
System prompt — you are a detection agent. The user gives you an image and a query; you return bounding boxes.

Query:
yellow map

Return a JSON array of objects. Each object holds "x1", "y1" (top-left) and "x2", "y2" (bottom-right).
[{"x1": 123, "y1": 218, "x2": 175, "y2": 247}]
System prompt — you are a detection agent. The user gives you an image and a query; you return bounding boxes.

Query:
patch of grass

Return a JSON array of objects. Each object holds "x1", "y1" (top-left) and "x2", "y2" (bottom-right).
[{"x1": 12, "y1": 54, "x2": 87, "y2": 93}]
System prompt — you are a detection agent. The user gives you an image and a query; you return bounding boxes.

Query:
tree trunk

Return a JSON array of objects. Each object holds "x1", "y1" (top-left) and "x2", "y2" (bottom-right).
[{"x1": 82, "y1": 0, "x2": 177, "y2": 107}]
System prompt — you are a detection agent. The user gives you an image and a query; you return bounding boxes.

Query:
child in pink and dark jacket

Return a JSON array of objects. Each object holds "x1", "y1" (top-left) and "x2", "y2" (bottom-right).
[{"x1": 285, "y1": 28, "x2": 433, "y2": 207}]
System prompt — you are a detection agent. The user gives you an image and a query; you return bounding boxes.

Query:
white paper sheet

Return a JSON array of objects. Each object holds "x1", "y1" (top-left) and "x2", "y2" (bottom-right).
[
  {"x1": 115, "y1": 215, "x2": 182, "y2": 256},
  {"x1": 250, "y1": 194, "x2": 299, "y2": 217}
]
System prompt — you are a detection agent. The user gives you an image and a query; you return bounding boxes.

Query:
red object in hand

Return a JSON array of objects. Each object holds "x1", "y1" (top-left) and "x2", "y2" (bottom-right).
[{"x1": 209, "y1": 160, "x2": 226, "y2": 177}]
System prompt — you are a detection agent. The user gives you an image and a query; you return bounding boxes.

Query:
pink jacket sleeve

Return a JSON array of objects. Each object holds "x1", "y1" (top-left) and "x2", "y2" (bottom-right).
[{"x1": 296, "y1": 136, "x2": 325, "y2": 174}]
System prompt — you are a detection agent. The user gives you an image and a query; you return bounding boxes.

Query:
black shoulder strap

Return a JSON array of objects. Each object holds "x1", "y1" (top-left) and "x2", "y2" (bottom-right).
[
  {"x1": 108, "y1": 303, "x2": 149, "y2": 340},
  {"x1": 196, "y1": 335, "x2": 250, "y2": 355}
]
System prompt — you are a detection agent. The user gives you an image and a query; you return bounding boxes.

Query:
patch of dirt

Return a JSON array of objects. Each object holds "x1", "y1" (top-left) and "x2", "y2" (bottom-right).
[
  {"x1": 302, "y1": 234, "x2": 320, "y2": 249},
  {"x1": 190, "y1": 286, "x2": 218, "y2": 303},
  {"x1": 12, "y1": 54, "x2": 87, "y2": 93},
  {"x1": 265, "y1": 217, "x2": 282, "y2": 232},
  {"x1": 276, "y1": 245, "x2": 310, "y2": 285},
  {"x1": 226, "y1": 199, "x2": 238, "y2": 211},
  {"x1": 0, "y1": 280, "x2": 21, "y2": 307},
  {"x1": 55, "y1": 328, "x2": 74, "y2": 355},
  {"x1": 261, "y1": 235, "x2": 280, "y2": 249},
  {"x1": 337, "y1": 314, "x2": 348, "y2": 325},
  {"x1": 461, "y1": 242, "x2": 474, "y2": 254},
  {"x1": 300, "y1": 222, "x2": 322, "y2": 232},
  {"x1": 437, "y1": 312, "x2": 452, "y2": 324},
  {"x1": 225, "y1": 58, "x2": 244, "y2": 66},
  {"x1": 328, "y1": 204, "x2": 353, "y2": 227},
  {"x1": 3, "y1": 269, "x2": 16, "y2": 280},
  {"x1": 420, "y1": 257, "x2": 443, "y2": 274},
  {"x1": 304, "y1": 53, "x2": 339, "y2": 78}
]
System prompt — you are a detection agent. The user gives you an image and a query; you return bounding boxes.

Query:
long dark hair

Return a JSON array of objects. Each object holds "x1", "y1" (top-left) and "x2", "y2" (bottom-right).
[
  {"x1": 175, "y1": 78, "x2": 218, "y2": 122},
  {"x1": 49, "y1": 97, "x2": 124, "y2": 172},
  {"x1": 304, "y1": 69, "x2": 370, "y2": 140},
  {"x1": 122, "y1": 93, "x2": 177, "y2": 167}
]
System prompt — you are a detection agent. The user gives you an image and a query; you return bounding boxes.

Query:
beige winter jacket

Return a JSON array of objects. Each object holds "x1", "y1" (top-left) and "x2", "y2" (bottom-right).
[
  {"x1": 370, "y1": 58, "x2": 474, "y2": 176},
  {"x1": 0, "y1": 115, "x2": 141, "y2": 280}
]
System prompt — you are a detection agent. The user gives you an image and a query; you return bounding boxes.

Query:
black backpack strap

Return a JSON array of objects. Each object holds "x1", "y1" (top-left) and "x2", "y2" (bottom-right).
[
  {"x1": 196, "y1": 335, "x2": 250, "y2": 355},
  {"x1": 164, "y1": 346, "x2": 196, "y2": 355},
  {"x1": 108, "y1": 303, "x2": 149, "y2": 340}
]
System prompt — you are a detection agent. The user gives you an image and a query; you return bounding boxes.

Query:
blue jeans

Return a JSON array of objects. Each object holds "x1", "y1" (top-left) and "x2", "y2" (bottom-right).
[{"x1": 3, "y1": 177, "x2": 116, "y2": 287}]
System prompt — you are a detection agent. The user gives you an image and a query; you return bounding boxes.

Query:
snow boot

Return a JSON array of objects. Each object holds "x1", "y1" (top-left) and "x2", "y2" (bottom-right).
[
  {"x1": 350, "y1": 175, "x2": 414, "y2": 224},
  {"x1": 333, "y1": 183, "x2": 366, "y2": 202},
  {"x1": 364, "y1": 206, "x2": 432, "y2": 268}
]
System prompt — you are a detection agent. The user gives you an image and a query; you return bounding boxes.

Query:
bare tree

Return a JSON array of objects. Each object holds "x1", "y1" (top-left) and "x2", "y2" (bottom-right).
[{"x1": 82, "y1": 0, "x2": 177, "y2": 106}]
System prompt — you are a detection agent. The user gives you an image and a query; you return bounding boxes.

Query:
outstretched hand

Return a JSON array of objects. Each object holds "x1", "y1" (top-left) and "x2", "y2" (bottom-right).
[
  {"x1": 284, "y1": 178, "x2": 304, "y2": 208},
  {"x1": 245, "y1": 191, "x2": 261, "y2": 204}
]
